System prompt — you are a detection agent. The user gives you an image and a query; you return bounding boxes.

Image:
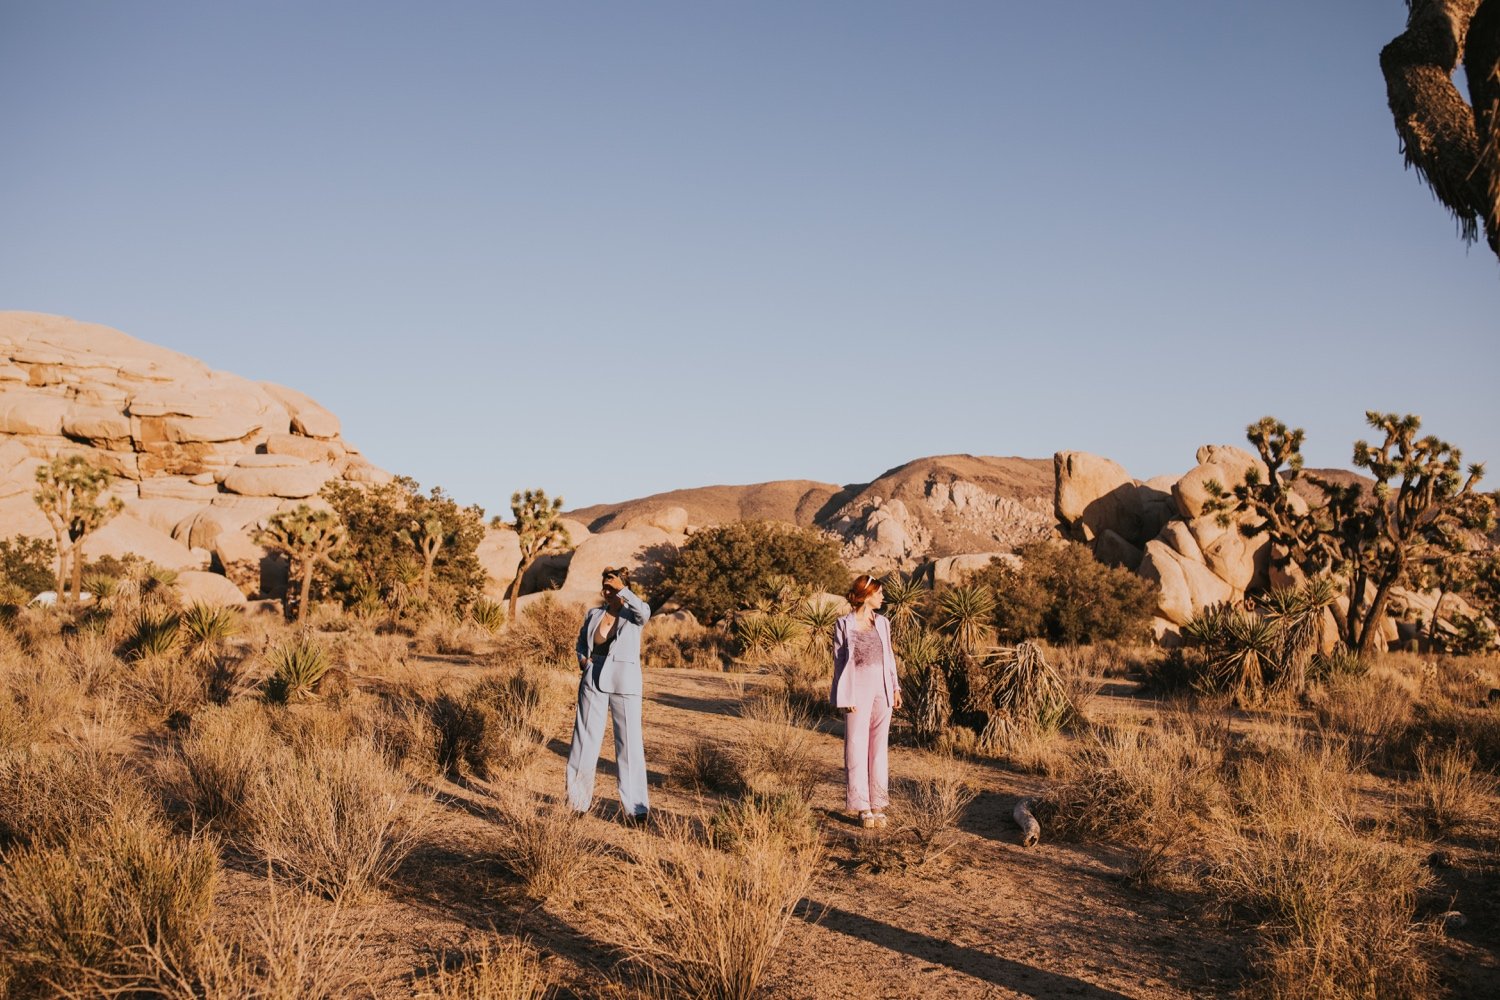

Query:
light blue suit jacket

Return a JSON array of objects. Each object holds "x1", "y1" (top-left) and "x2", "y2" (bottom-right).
[{"x1": 575, "y1": 586, "x2": 651, "y2": 695}]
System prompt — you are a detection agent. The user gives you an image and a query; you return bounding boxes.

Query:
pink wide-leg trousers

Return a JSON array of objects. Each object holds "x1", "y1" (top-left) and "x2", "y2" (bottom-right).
[{"x1": 843, "y1": 663, "x2": 892, "y2": 812}]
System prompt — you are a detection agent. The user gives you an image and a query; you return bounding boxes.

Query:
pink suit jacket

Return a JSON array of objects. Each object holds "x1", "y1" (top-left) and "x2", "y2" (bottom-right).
[{"x1": 830, "y1": 612, "x2": 900, "y2": 709}]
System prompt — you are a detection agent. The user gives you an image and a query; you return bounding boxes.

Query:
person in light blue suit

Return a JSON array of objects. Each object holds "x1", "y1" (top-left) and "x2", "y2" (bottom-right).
[{"x1": 567, "y1": 566, "x2": 652, "y2": 819}]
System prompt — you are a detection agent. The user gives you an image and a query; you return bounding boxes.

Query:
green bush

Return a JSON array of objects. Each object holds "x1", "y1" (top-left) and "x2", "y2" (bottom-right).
[
  {"x1": 969, "y1": 541, "x2": 1155, "y2": 644},
  {"x1": 656, "y1": 520, "x2": 850, "y2": 624},
  {"x1": 0, "y1": 535, "x2": 55, "y2": 603},
  {"x1": 320, "y1": 476, "x2": 487, "y2": 614}
]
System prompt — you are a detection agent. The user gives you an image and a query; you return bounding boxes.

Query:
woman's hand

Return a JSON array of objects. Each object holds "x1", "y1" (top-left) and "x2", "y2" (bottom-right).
[{"x1": 893, "y1": 691, "x2": 903, "y2": 710}]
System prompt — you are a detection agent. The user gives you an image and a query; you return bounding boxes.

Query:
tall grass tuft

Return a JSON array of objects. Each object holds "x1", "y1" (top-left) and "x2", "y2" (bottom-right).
[
  {"x1": 608, "y1": 811, "x2": 821, "y2": 1000},
  {"x1": 0, "y1": 807, "x2": 219, "y2": 998},
  {"x1": 247, "y1": 733, "x2": 425, "y2": 901},
  {"x1": 423, "y1": 936, "x2": 552, "y2": 1000},
  {"x1": 489, "y1": 790, "x2": 597, "y2": 907}
]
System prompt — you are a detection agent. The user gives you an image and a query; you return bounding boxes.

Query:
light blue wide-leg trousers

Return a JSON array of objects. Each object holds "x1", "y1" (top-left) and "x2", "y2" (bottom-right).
[{"x1": 566, "y1": 658, "x2": 649, "y2": 817}]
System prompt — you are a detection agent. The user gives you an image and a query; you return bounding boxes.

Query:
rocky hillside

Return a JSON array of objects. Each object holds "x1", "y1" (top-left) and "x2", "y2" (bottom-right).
[
  {"x1": 570, "y1": 454, "x2": 1057, "y2": 574},
  {"x1": 0, "y1": 312, "x2": 393, "y2": 601},
  {"x1": 569, "y1": 479, "x2": 843, "y2": 533}
]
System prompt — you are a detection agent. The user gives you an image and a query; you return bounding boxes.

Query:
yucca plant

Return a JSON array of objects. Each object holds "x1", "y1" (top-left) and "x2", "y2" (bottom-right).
[
  {"x1": 758, "y1": 614, "x2": 805, "y2": 652},
  {"x1": 82, "y1": 573, "x2": 117, "y2": 606},
  {"x1": 264, "y1": 637, "x2": 333, "y2": 703},
  {"x1": 1257, "y1": 579, "x2": 1337, "y2": 694},
  {"x1": 793, "y1": 600, "x2": 841, "y2": 652},
  {"x1": 180, "y1": 603, "x2": 240, "y2": 664},
  {"x1": 982, "y1": 641, "x2": 1074, "y2": 743},
  {"x1": 734, "y1": 614, "x2": 770, "y2": 655},
  {"x1": 126, "y1": 609, "x2": 182, "y2": 661},
  {"x1": 469, "y1": 597, "x2": 507, "y2": 634},
  {"x1": 897, "y1": 628, "x2": 952, "y2": 746},
  {"x1": 1214, "y1": 612, "x2": 1281, "y2": 705},
  {"x1": 882, "y1": 574, "x2": 927, "y2": 638},
  {"x1": 937, "y1": 585, "x2": 996, "y2": 654}
]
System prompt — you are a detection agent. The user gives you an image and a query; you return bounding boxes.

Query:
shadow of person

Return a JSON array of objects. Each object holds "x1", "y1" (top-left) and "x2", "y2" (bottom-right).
[{"x1": 798, "y1": 900, "x2": 1136, "y2": 999}]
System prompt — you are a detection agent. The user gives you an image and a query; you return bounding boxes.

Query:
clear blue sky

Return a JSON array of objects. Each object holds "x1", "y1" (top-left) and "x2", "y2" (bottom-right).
[{"x1": 3, "y1": 1, "x2": 1495, "y2": 512}]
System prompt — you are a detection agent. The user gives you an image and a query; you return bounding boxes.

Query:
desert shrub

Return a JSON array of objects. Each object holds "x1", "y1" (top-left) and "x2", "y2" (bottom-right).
[
  {"x1": 489, "y1": 791, "x2": 597, "y2": 907},
  {"x1": 60, "y1": 629, "x2": 124, "y2": 696},
  {"x1": 675, "y1": 736, "x2": 744, "y2": 795},
  {"x1": 1397, "y1": 699, "x2": 1500, "y2": 770},
  {"x1": 1403, "y1": 742, "x2": 1493, "y2": 835},
  {"x1": 247, "y1": 734, "x2": 425, "y2": 901},
  {"x1": 0, "y1": 534, "x2": 55, "y2": 603},
  {"x1": 896, "y1": 628, "x2": 950, "y2": 747},
  {"x1": 763, "y1": 649, "x2": 834, "y2": 718},
  {"x1": 174, "y1": 699, "x2": 276, "y2": 836},
  {"x1": 734, "y1": 611, "x2": 805, "y2": 657},
  {"x1": 370, "y1": 694, "x2": 443, "y2": 778},
  {"x1": 0, "y1": 741, "x2": 152, "y2": 850},
  {"x1": 1208, "y1": 824, "x2": 1434, "y2": 1000},
  {"x1": 893, "y1": 755, "x2": 977, "y2": 865},
  {"x1": 734, "y1": 691, "x2": 821, "y2": 798},
  {"x1": 656, "y1": 520, "x2": 849, "y2": 625},
  {"x1": 121, "y1": 653, "x2": 209, "y2": 727},
  {"x1": 1048, "y1": 724, "x2": 1227, "y2": 881},
  {"x1": 495, "y1": 594, "x2": 581, "y2": 668},
  {"x1": 415, "y1": 611, "x2": 491, "y2": 656},
  {"x1": 431, "y1": 665, "x2": 557, "y2": 778},
  {"x1": 644, "y1": 614, "x2": 731, "y2": 671},
  {"x1": 1312, "y1": 672, "x2": 1415, "y2": 766},
  {"x1": 0, "y1": 807, "x2": 219, "y2": 998},
  {"x1": 264, "y1": 636, "x2": 333, "y2": 703},
  {"x1": 709, "y1": 791, "x2": 818, "y2": 854},
  {"x1": 321, "y1": 477, "x2": 488, "y2": 614},
  {"x1": 423, "y1": 936, "x2": 552, "y2": 1000},
  {"x1": 124, "y1": 607, "x2": 183, "y2": 661},
  {"x1": 607, "y1": 812, "x2": 821, "y2": 1000},
  {"x1": 969, "y1": 541, "x2": 1155, "y2": 644}
]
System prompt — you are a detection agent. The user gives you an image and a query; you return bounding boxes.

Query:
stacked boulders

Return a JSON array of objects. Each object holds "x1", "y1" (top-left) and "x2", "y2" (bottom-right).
[
  {"x1": 0, "y1": 312, "x2": 393, "y2": 601},
  {"x1": 1055, "y1": 446, "x2": 1422, "y2": 648}
]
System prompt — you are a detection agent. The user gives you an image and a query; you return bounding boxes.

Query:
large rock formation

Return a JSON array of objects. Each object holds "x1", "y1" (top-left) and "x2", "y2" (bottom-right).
[
  {"x1": 1054, "y1": 445, "x2": 1488, "y2": 650},
  {"x1": 0, "y1": 312, "x2": 392, "y2": 599}
]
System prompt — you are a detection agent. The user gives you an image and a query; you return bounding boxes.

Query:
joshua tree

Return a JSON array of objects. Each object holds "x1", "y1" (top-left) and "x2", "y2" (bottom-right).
[
  {"x1": 257, "y1": 504, "x2": 347, "y2": 621},
  {"x1": 1211, "y1": 413, "x2": 1491, "y2": 654},
  {"x1": 1381, "y1": 1, "x2": 1500, "y2": 265},
  {"x1": 495, "y1": 489, "x2": 571, "y2": 619},
  {"x1": 403, "y1": 513, "x2": 447, "y2": 601},
  {"x1": 33, "y1": 455, "x2": 123, "y2": 610}
]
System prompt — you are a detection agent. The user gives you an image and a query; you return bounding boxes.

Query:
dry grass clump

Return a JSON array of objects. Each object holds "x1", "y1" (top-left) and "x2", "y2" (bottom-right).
[
  {"x1": 606, "y1": 810, "x2": 821, "y2": 1000},
  {"x1": 195, "y1": 887, "x2": 374, "y2": 1000},
  {"x1": 1048, "y1": 723, "x2": 1227, "y2": 881},
  {"x1": 0, "y1": 739, "x2": 152, "y2": 850},
  {"x1": 0, "y1": 805, "x2": 219, "y2": 998},
  {"x1": 1209, "y1": 822, "x2": 1435, "y2": 1000},
  {"x1": 421, "y1": 936, "x2": 552, "y2": 1000},
  {"x1": 488, "y1": 790, "x2": 598, "y2": 907},
  {"x1": 893, "y1": 754, "x2": 977, "y2": 865},
  {"x1": 328, "y1": 628, "x2": 411, "y2": 678},
  {"x1": 415, "y1": 611, "x2": 493, "y2": 657},
  {"x1": 644, "y1": 614, "x2": 731, "y2": 671},
  {"x1": 60, "y1": 629, "x2": 125, "y2": 695},
  {"x1": 1403, "y1": 742, "x2": 1494, "y2": 835},
  {"x1": 761, "y1": 649, "x2": 834, "y2": 717},
  {"x1": 1312, "y1": 671, "x2": 1415, "y2": 766},
  {"x1": 674, "y1": 735, "x2": 742, "y2": 794},
  {"x1": 431, "y1": 664, "x2": 564, "y2": 779},
  {"x1": 174, "y1": 699, "x2": 277, "y2": 835},
  {"x1": 991, "y1": 717, "x2": 1069, "y2": 775},
  {"x1": 709, "y1": 791, "x2": 819, "y2": 855},
  {"x1": 734, "y1": 691, "x2": 821, "y2": 798},
  {"x1": 495, "y1": 595, "x2": 581, "y2": 668},
  {"x1": 246, "y1": 726, "x2": 427, "y2": 901}
]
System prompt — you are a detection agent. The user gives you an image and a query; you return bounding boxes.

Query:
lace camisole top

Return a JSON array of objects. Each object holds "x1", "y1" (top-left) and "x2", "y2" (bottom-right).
[{"x1": 849, "y1": 624, "x2": 884, "y2": 669}]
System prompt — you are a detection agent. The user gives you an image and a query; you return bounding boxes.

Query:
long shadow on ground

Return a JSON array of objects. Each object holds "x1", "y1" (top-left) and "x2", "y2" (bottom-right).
[{"x1": 800, "y1": 900, "x2": 1136, "y2": 999}]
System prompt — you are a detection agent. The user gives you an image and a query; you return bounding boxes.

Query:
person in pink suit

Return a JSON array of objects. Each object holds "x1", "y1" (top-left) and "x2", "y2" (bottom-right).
[{"x1": 830, "y1": 574, "x2": 902, "y2": 829}]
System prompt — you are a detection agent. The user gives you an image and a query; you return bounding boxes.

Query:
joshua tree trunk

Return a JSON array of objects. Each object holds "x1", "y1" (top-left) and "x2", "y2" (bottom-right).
[
  {"x1": 506, "y1": 559, "x2": 531, "y2": 620},
  {"x1": 70, "y1": 542, "x2": 85, "y2": 609},
  {"x1": 1381, "y1": 0, "x2": 1500, "y2": 261},
  {"x1": 297, "y1": 557, "x2": 314, "y2": 622}
]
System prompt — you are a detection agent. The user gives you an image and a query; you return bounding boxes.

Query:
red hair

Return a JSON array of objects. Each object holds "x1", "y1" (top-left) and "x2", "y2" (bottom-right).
[{"x1": 846, "y1": 574, "x2": 883, "y2": 609}]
